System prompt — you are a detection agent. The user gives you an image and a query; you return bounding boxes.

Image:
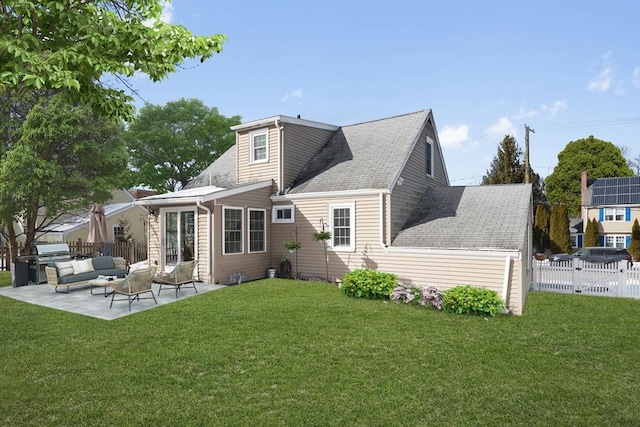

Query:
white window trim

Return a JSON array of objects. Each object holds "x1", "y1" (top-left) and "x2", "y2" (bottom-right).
[
  {"x1": 249, "y1": 128, "x2": 269, "y2": 164},
  {"x1": 223, "y1": 206, "x2": 244, "y2": 255},
  {"x1": 328, "y1": 202, "x2": 355, "y2": 252},
  {"x1": 426, "y1": 136, "x2": 434, "y2": 177},
  {"x1": 272, "y1": 205, "x2": 295, "y2": 223},
  {"x1": 603, "y1": 207, "x2": 625, "y2": 222},
  {"x1": 604, "y1": 234, "x2": 628, "y2": 248},
  {"x1": 248, "y1": 208, "x2": 267, "y2": 253}
]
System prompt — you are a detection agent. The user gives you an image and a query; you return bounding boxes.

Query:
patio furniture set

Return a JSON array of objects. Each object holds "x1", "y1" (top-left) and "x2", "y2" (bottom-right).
[{"x1": 44, "y1": 258, "x2": 198, "y2": 311}]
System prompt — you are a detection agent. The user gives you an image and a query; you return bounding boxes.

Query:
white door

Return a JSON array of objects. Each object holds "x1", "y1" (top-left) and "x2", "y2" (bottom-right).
[{"x1": 162, "y1": 209, "x2": 196, "y2": 269}]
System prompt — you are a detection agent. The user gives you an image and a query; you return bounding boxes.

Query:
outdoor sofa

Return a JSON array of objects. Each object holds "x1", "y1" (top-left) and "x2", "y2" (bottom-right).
[{"x1": 45, "y1": 256, "x2": 128, "y2": 293}]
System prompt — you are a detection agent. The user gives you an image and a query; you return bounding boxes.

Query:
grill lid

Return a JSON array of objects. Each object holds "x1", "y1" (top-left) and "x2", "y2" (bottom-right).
[{"x1": 32, "y1": 243, "x2": 71, "y2": 255}]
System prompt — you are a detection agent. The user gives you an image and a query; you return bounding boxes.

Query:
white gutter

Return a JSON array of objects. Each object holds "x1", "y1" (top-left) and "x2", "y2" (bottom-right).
[
  {"x1": 502, "y1": 256, "x2": 510, "y2": 304},
  {"x1": 196, "y1": 200, "x2": 212, "y2": 283},
  {"x1": 384, "y1": 246, "x2": 520, "y2": 259},
  {"x1": 273, "y1": 188, "x2": 389, "y2": 201}
]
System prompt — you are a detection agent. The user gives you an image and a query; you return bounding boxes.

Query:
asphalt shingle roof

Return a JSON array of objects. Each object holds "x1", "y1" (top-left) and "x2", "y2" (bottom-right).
[
  {"x1": 288, "y1": 110, "x2": 431, "y2": 193},
  {"x1": 393, "y1": 184, "x2": 532, "y2": 249},
  {"x1": 185, "y1": 146, "x2": 237, "y2": 189}
]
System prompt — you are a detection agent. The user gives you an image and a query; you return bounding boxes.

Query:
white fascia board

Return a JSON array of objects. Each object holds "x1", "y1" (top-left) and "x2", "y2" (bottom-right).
[
  {"x1": 272, "y1": 188, "x2": 389, "y2": 202},
  {"x1": 134, "y1": 196, "x2": 205, "y2": 207},
  {"x1": 201, "y1": 180, "x2": 272, "y2": 202},
  {"x1": 231, "y1": 115, "x2": 339, "y2": 132},
  {"x1": 384, "y1": 246, "x2": 521, "y2": 260}
]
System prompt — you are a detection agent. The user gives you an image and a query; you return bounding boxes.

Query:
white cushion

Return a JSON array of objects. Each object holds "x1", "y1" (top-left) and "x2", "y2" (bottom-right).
[
  {"x1": 72, "y1": 259, "x2": 95, "y2": 274},
  {"x1": 55, "y1": 261, "x2": 74, "y2": 277}
]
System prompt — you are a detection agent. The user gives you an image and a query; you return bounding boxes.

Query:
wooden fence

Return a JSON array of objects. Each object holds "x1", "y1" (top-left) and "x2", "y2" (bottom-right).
[{"x1": 1, "y1": 240, "x2": 147, "y2": 271}]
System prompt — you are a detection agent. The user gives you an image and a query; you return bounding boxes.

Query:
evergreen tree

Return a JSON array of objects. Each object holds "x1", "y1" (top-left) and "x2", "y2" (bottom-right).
[
  {"x1": 629, "y1": 219, "x2": 640, "y2": 262},
  {"x1": 549, "y1": 202, "x2": 571, "y2": 254},
  {"x1": 482, "y1": 134, "x2": 546, "y2": 206},
  {"x1": 533, "y1": 204, "x2": 550, "y2": 252},
  {"x1": 584, "y1": 218, "x2": 600, "y2": 247}
]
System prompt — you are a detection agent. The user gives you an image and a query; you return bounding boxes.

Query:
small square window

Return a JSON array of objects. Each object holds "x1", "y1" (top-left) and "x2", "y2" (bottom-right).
[{"x1": 272, "y1": 206, "x2": 295, "y2": 223}]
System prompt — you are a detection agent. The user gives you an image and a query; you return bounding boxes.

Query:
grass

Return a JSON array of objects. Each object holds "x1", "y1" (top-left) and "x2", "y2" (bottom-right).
[{"x1": 1, "y1": 271, "x2": 640, "y2": 426}]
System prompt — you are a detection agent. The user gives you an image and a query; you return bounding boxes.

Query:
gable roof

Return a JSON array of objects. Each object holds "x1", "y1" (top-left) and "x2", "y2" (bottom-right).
[
  {"x1": 393, "y1": 184, "x2": 532, "y2": 250},
  {"x1": 44, "y1": 203, "x2": 136, "y2": 233},
  {"x1": 287, "y1": 110, "x2": 432, "y2": 194},
  {"x1": 585, "y1": 175, "x2": 640, "y2": 206}
]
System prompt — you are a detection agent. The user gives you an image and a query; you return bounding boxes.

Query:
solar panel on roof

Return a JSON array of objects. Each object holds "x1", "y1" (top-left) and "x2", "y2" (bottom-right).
[{"x1": 590, "y1": 176, "x2": 640, "y2": 205}]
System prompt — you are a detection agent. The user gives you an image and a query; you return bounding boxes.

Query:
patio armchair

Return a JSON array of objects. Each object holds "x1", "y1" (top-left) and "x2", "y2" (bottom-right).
[
  {"x1": 110, "y1": 266, "x2": 157, "y2": 312},
  {"x1": 154, "y1": 260, "x2": 198, "y2": 298}
]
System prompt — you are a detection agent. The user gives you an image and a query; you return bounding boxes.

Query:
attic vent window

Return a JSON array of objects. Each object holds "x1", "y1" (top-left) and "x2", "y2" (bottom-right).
[
  {"x1": 250, "y1": 128, "x2": 269, "y2": 163},
  {"x1": 426, "y1": 136, "x2": 434, "y2": 177}
]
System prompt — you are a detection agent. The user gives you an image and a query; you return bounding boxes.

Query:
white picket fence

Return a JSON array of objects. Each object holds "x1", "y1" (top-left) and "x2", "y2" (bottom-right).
[{"x1": 532, "y1": 259, "x2": 640, "y2": 299}]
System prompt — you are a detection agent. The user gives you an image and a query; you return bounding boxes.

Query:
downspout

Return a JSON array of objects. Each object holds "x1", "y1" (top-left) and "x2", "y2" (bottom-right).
[
  {"x1": 275, "y1": 118, "x2": 282, "y2": 194},
  {"x1": 196, "y1": 200, "x2": 212, "y2": 283},
  {"x1": 379, "y1": 192, "x2": 386, "y2": 247},
  {"x1": 502, "y1": 256, "x2": 510, "y2": 312}
]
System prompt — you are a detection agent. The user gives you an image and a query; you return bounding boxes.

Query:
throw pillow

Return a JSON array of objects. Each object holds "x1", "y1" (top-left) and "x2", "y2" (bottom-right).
[
  {"x1": 72, "y1": 259, "x2": 95, "y2": 274},
  {"x1": 55, "y1": 261, "x2": 74, "y2": 277}
]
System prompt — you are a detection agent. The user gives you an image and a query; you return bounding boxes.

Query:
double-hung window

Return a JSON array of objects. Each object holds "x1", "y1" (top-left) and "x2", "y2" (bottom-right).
[
  {"x1": 248, "y1": 209, "x2": 266, "y2": 253},
  {"x1": 329, "y1": 202, "x2": 355, "y2": 251},
  {"x1": 604, "y1": 235, "x2": 627, "y2": 248},
  {"x1": 603, "y1": 208, "x2": 625, "y2": 221},
  {"x1": 223, "y1": 207, "x2": 243, "y2": 254},
  {"x1": 250, "y1": 129, "x2": 268, "y2": 163}
]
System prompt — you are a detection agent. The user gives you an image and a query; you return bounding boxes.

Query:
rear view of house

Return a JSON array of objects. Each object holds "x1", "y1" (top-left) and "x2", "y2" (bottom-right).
[{"x1": 136, "y1": 110, "x2": 533, "y2": 314}]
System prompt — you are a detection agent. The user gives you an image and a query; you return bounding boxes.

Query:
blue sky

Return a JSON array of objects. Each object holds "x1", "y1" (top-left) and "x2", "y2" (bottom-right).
[{"x1": 128, "y1": 0, "x2": 640, "y2": 185}]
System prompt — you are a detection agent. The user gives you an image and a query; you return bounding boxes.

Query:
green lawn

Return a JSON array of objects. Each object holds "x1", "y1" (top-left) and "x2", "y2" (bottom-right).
[{"x1": 1, "y1": 271, "x2": 640, "y2": 426}]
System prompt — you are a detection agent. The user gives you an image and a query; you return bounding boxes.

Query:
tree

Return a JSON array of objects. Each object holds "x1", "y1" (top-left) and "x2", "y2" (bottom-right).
[
  {"x1": 545, "y1": 136, "x2": 633, "y2": 217},
  {"x1": 549, "y1": 202, "x2": 571, "y2": 254},
  {"x1": 584, "y1": 218, "x2": 599, "y2": 247},
  {"x1": 533, "y1": 204, "x2": 550, "y2": 253},
  {"x1": 0, "y1": 1, "x2": 226, "y2": 122},
  {"x1": 482, "y1": 134, "x2": 546, "y2": 206},
  {"x1": 0, "y1": 95, "x2": 128, "y2": 262},
  {"x1": 629, "y1": 219, "x2": 640, "y2": 262},
  {"x1": 123, "y1": 98, "x2": 241, "y2": 192}
]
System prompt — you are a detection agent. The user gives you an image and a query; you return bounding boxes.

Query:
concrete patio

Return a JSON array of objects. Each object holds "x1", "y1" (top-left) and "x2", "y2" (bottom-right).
[{"x1": 0, "y1": 281, "x2": 226, "y2": 320}]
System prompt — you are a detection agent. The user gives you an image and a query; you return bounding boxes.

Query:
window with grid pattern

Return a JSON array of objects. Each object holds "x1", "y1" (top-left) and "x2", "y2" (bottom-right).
[
  {"x1": 330, "y1": 203, "x2": 354, "y2": 251},
  {"x1": 248, "y1": 209, "x2": 266, "y2": 252},
  {"x1": 251, "y1": 130, "x2": 268, "y2": 162},
  {"x1": 223, "y1": 207, "x2": 243, "y2": 254}
]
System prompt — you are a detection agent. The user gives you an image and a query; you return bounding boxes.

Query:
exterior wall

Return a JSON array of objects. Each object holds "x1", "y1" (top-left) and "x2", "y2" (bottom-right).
[
  {"x1": 237, "y1": 124, "x2": 280, "y2": 186},
  {"x1": 389, "y1": 123, "x2": 448, "y2": 240},
  {"x1": 281, "y1": 123, "x2": 335, "y2": 190},
  {"x1": 64, "y1": 207, "x2": 148, "y2": 244},
  {"x1": 212, "y1": 186, "x2": 273, "y2": 284},
  {"x1": 274, "y1": 192, "x2": 527, "y2": 315},
  {"x1": 584, "y1": 206, "x2": 639, "y2": 247},
  {"x1": 195, "y1": 206, "x2": 212, "y2": 282},
  {"x1": 147, "y1": 212, "x2": 161, "y2": 268}
]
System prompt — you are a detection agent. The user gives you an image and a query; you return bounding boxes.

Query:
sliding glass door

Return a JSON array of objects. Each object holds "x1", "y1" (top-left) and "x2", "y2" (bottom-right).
[{"x1": 163, "y1": 209, "x2": 195, "y2": 268}]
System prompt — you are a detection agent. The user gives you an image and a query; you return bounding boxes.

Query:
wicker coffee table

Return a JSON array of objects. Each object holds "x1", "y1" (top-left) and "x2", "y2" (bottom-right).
[{"x1": 88, "y1": 277, "x2": 125, "y2": 297}]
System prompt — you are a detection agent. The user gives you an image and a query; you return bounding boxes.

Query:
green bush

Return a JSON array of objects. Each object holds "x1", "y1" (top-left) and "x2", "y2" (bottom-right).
[
  {"x1": 442, "y1": 285, "x2": 505, "y2": 317},
  {"x1": 341, "y1": 269, "x2": 397, "y2": 299}
]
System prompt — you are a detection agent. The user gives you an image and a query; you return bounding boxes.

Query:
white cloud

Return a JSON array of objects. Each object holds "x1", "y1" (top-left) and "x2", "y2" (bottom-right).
[
  {"x1": 513, "y1": 107, "x2": 538, "y2": 120},
  {"x1": 588, "y1": 67, "x2": 613, "y2": 92},
  {"x1": 486, "y1": 116, "x2": 515, "y2": 136},
  {"x1": 439, "y1": 124, "x2": 471, "y2": 150},
  {"x1": 282, "y1": 88, "x2": 303, "y2": 102},
  {"x1": 541, "y1": 100, "x2": 567, "y2": 116},
  {"x1": 632, "y1": 67, "x2": 640, "y2": 88}
]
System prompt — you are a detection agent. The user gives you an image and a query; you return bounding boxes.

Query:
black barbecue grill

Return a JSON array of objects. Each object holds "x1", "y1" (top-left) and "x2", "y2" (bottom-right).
[{"x1": 18, "y1": 243, "x2": 73, "y2": 284}]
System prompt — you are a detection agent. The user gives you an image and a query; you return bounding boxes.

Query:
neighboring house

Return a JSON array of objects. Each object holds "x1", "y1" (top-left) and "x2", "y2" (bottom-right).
[
  {"x1": 581, "y1": 172, "x2": 640, "y2": 249},
  {"x1": 136, "y1": 110, "x2": 533, "y2": 314},
  {"x1": 569, "y1": 218, "x2": 584, "y2": 249},
  {"x1": 41, "y1": 189, "x2": 149, "y2": 243}
]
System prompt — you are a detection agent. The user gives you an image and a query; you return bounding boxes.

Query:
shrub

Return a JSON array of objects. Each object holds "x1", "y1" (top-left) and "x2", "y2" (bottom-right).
[
  {"x1": 391, "y1": 284, "x2": 443, "y2": 309},
  {"x1": 442, "y1": 285, "x2": 505, "y2": 317},
  {"x1": 341, "y1": 269, "x2": 396, "y2": 299}
]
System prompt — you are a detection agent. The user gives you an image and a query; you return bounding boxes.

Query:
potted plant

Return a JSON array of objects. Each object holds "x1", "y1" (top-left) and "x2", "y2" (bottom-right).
[{"x1": 283, "y1": 241, "x2": 301, "y2": 253}]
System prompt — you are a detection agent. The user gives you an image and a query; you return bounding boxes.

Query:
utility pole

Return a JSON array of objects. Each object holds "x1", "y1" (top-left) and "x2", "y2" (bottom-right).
[{"x1": 524, "y1": 124, "x2": 535, "y2": 184}]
